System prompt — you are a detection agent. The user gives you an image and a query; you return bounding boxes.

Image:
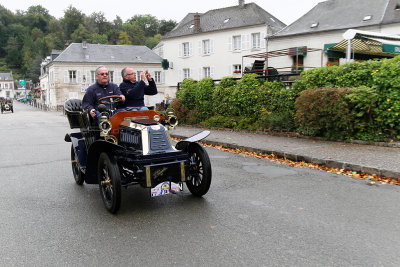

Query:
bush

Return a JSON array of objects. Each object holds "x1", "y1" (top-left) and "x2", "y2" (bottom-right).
[
  {"x1": 230, "y1": 74, "x2": 266, "y2": 118},
  {"x1": 264, "y1": 81, "x2": 297, "y2": 130},
  {"x1": 176, "y1": 79, "x2": 197, "y2": 110},
  {"x1": 295, "y1": 88, "x2": 350, "y2": 139},
  {"x1": 194, "y1": 78, "x2": 215, "y2": 121},
  {"x1": 201, "y1": 115, "x2": 238, "y2": 128},
  {"x1": 169, "y1": 98, "x2": 189, "y2": 123},
  {"x1": 344, "y1": 86, "x2": 383, "y2": 140},
  {"x1": 212, "y1": 77, "x2": 237, "y2": 116}
]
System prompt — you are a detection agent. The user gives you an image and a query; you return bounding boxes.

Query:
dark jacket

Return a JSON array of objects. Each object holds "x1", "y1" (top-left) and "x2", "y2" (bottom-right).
[
  {"x1": 82, "y1": 82, "x2": 122, "y2": 111},
  {"x1": 119, "y1": 79, "x2": 157, "y2": 108}
]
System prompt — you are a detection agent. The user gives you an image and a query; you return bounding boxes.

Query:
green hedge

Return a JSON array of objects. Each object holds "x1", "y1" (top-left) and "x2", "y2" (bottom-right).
[{"x1": 172, "y1": 56, "x2": 400, "y2": 141}]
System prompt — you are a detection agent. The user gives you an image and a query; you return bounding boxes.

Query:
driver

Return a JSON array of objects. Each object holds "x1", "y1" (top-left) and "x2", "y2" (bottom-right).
[{"x1": 82, "y1": 66, "x2": 125, "y2": 122}]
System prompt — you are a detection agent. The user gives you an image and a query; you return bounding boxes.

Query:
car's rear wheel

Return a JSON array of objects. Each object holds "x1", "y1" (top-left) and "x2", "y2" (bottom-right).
[
  {"x1": 71, "y1": 145, "x2": 85, "y2": 185},
  {"x1": 186, "y1": 143, "x2": 212, "y2": 196},
  {"x1": 98, "y1": 152, "x2": 121, "y2": 214}
]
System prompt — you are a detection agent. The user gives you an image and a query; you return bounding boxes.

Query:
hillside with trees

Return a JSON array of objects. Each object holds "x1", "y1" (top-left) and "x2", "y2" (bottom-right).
[{"x1": 0, "y1": 4, "x2": 176, "y2": 83}]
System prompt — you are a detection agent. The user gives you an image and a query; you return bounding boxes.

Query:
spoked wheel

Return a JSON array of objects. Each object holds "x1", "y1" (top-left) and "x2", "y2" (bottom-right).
[
  {"x1": 186, "y1": 143, "x2": 212, "y2": 196},
  {"x1": 71, "y1": 145, "x2": 85, "y2": 185},
  {"x1": 97, "y1": 152, "x2": 121, "y2": 214}
]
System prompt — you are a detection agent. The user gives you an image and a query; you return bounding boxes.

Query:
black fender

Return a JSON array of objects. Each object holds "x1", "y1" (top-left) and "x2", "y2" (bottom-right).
[
  {"x1": 66, "y1": 132, "x2": 87, "y2": 170},
  {"x1": 175, "y1": 130, "x2": 210, "y2": 151},
  {"x1": 85, "y1": 140, "x2": 125, "y2": 184}
]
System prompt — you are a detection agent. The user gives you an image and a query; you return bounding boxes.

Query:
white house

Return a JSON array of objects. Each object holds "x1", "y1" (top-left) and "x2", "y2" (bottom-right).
[
  {"x1": 39, "y1": 43, "x2": 168, "y2": 109},
  {"x1": 0, "y1": 72, "x2": 15, "y2": 99},
  {"x1": 156, "y1": 0, "x2": 286, "y2": 90},
  {"x1": 264, "y1": 0, "x2": 400, "y2": 71}
]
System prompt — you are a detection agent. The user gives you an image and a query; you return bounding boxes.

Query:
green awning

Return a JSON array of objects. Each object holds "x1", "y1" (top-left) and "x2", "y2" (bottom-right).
[
  {"x1": 288, "y1": 46, "x2": 307, "y2": 56},
  {"x1": 382, "y1": 43, "x2": 400, "y2": 54},
  {"x1": 327, "y1": 37, "x2": 400, "y2": 57}
]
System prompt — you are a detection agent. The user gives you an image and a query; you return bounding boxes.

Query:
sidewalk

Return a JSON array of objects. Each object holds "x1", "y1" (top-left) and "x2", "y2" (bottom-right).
[{"x1": 170, "y1": 126, "x2": 400, "y2": 179}]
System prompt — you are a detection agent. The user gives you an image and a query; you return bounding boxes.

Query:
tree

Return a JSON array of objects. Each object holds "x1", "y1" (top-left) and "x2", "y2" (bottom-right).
[
  {"x1": 71, "y1": 24, "x2": 90, "y2": 43},
  {"x1": 85, "y1": 11, "x2": 111, "y2": 35},
  {"x1": 122, "y1": 23, "x2": 145, "y2": 45},
  {"x1": 5, "y1": 37, "x2": 23, "y2": 68},
  {"x1": 145, "y1": 34, "x2": 162, "y2": 49},
  {"x1": 26, "y1": 55, "x2": 43, "y2": 83},
  {"x1": 89, "y1": 33, "x2": 108, "y2": 44},
  {"x1": 62, "y1": 5, "x2": 84, "y2": 40},
  {"x1": 127, "y1": 15, "x2": 159, "y2": 37},
  {"x1": 25, "y1": 5, "x2": 53, "y2": 33},
  {"x1": 159, "y1": 19, "x2": 177, "y2": 35},
  {"x1": 116, "y1": 31, "x2": 132, "y2": 45}
]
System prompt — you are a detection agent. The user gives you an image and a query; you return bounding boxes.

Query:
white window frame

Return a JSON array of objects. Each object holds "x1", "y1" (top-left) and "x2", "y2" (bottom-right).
[
  {"x1": 203, "y1": 67, "x2": 211, "y2": 78},
  {"x1": 252, "y1": 33, "x2": 261, "y2": 49},
  {"x1": 233, "y1": 64, "x2": 242, "y2": 74},
  {"x1": 109, "y1": 71, "x2": 114, "y2": 83},
  {"x1": 183, "y1": 68, "x2": 191, "y2": 79},
  {"x1": 203, "y1": 39, "x2": 211, "y2": 55},
  {"x1": 90, "y1": 71, "x2": 96, "y2": 83},
  {"x1": 233, "y1": 35, "x2": 241, "y2": 51},
  {"x1": 69, "y1": 70, "x2": 77, "y2": 83},
  {"x1": 154, "y1": 71, "x2": 162, "y2": 83},
  {"x1": 183, "y1": 42, "x2": 190, "y2": 57}
]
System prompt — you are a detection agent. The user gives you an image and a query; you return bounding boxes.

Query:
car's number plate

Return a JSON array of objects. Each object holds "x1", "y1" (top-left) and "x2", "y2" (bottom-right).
[{"x1": 151, "y1": 182, "x2": 183, "y2": 197}]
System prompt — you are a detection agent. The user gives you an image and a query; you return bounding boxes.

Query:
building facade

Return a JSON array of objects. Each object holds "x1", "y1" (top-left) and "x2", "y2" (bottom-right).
[
  {"x1": 40, "y1": 43, "x2": 168, "y2": 109},
  {"x1": 266, "y1": 0, "x2": 400, "y2": 71},
  {"x1": 0, "y1": 72, "x2": 15, "y2": 99},
  {"x1": 155, "y1": 0, "x2": 286, "y2": 91}
]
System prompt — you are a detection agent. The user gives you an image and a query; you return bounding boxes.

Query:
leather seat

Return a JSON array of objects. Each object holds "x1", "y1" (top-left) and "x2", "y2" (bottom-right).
[{"x1": 64, "y1": 99, "x2": 82, "y2": 112}]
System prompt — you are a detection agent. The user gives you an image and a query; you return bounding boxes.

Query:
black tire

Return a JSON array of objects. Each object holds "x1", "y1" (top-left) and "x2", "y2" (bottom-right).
[
  {"x1": 97, "y1": 152, "x2": 121, "y2": 214},
  {"x1": 186, "y1": 143, "x2": 212, "y2": 196},
  {"x1": 71, "y1": 145, "x2": 85, "y2": 185}
]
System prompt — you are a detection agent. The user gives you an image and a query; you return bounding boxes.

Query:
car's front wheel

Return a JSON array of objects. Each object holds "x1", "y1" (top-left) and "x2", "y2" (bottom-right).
[
  {"x1": 71, "y1": 145, "x2": 85, "y2": 185},
  {"x1": 97, "y1": 152, "x2": 121, "y2": 214},
  {"x1": 186, "y1": 143, "x2": 212, "y2": 196}
]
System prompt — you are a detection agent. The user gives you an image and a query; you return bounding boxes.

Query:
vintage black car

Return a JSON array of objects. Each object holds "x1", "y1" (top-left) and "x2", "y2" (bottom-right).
[
  {"x1": 0, "y1": 97, "x2": 13, "y2": 113},
  {"x1": 64, "y1": 96, "x2": 212, "y2": 214}
]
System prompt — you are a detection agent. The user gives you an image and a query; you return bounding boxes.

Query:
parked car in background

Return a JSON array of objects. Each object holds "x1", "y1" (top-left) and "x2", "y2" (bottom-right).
[{"x1": 1, "y1": 97, "x2": 13, "y2": 113}]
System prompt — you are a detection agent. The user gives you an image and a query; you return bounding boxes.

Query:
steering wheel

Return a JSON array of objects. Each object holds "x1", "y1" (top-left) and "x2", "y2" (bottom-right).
[{"x1": 98, "y1": 95, "x2": 123, "y2": 105}]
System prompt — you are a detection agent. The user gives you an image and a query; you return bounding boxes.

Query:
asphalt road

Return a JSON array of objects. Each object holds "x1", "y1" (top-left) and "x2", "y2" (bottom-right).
[{"x1": 1, "y1": 102, "x2": 400, "y2": 266}]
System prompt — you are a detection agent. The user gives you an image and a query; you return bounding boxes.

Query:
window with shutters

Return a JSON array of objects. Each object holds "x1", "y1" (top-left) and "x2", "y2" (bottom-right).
[
  {"x1": 203, "y1": 39, "x2": 210, "y2": 55},
  {"x1": 233, "y1": 35, "x2": 241, "y2": 51},
  {"x1": 90, "y1": 71, "x2": 96, "y2": 83},
  {"x1": 183, "y1": 68, "x2": 191, "y2": 79},
  {"x1": 69, "y1": 70, "x2": 77, "y2": 83},
  {"x1": 183, "y1": 42, "x2": 190, "y2": 57},
  {"x1": 233, "y1": 64, "x2": 241, "y2": 74},
  {"x1": 203, "y1": 67, "x2": 211, "y2": 78},
  {"x1": 252, "y1": 33, "x2": 261, "y2": 49},
  {"x1": 109, "y1": 71, "x2": 114, "y2": 83},
  {"x1": 154, "y1": 71, "x2": 161, "y2": 83}
]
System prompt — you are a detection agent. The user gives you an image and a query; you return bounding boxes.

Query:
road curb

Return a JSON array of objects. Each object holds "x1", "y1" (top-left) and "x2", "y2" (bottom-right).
[{"x1": 171, "y1": 133, "x2": 400, "y2": 179}]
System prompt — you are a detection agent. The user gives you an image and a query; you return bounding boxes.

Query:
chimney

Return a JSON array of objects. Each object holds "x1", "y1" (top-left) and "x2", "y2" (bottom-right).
[
  {"x1": 64, "y1": 41, "x2": 69, "y2": 49},
  {"x1": 194, "y1": 12, "x2": 200, "y2": 31},
  {"x1": 239, "y1": 0, "x2": 245, "y2": 7},
  {"x1": 82, "y1": 40, "x2": 87, "y2": 49}
]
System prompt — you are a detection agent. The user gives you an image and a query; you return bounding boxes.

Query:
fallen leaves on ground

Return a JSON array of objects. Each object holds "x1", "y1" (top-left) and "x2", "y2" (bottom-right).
[{"x1": 172, "y1": 137, "x2": 400, "y2": 186}]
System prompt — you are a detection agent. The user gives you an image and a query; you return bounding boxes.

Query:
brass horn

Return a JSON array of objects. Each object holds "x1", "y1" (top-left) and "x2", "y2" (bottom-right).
[{"x1": 167, "y1": 112, "x2": 178, "y2": 128}]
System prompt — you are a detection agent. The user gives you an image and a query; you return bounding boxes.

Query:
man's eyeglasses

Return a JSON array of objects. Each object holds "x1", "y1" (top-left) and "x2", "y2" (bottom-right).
[
  {"x1": 97, "y1": 72, "x2": 109, "y2": 76},
  {"x1": 126, "y1": 73, "x2": 135, "y2": 76}
]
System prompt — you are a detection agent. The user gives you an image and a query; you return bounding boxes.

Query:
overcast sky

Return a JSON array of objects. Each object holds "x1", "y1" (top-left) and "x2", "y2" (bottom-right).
[{"x1": 1, "y1": 0, "x2": 326, "y2": 25}]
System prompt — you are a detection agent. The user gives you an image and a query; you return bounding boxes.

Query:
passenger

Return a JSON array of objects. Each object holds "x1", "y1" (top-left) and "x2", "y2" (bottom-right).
[
  {"x1": 118, "y1": 67, "x2": 158, "y2": 111},
  {"x1": 82, "y1": 66, "x2": 125, "y2": 122}
]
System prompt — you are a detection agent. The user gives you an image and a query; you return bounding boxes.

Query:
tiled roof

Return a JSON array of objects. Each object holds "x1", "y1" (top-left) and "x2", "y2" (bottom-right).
[
  {"x1": 0, "y1": 72, "x2": 13, "y2": 81},
  {"x1": 162, "y1": 2, "x2": 286, "y2": 39},
  {"x1": 275, "y1": 0, "x2": 400, "y2": 37},
  {"x1": 54, "y1": 43, "x2": 162, "y2": 63}
]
